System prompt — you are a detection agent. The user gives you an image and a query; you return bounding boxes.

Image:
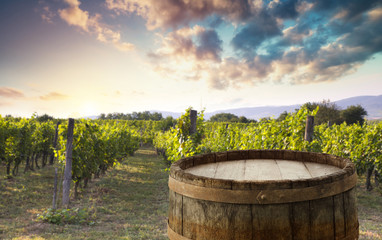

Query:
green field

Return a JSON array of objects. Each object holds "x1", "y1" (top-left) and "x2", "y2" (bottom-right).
[{"x1": 1, "y1": 147, "x2": 381, "y2": 239}]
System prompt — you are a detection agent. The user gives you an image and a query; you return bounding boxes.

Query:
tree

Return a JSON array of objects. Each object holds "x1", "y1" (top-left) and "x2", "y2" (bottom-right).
[
  {"x1": 99, "y1": 113, "x2": 106, "y2": 119},
  {"x1": 238, "y1": 116, "x2": 248, "y2": 123},
  {"x1": 36, "y1": 114, "x2": 54, "y2": 122},
  {"x1": 301, "y1": 100, "x2": 341, "y2": 125},
  {"x1": 157, "y1": 116, "x2": 176, "y2": 131},
  {"x1": 210, "y1": 113, "x2": 240, "y2": 122},
  {"x1": 277, "y1": 111, "x2": 288, "y2": 121},
  {"x1": 98, "y1": 111, "x2": 163, "y2": 121},
  {"x1": 340, "y1": 105, "x2": 367, "y2": 125}
]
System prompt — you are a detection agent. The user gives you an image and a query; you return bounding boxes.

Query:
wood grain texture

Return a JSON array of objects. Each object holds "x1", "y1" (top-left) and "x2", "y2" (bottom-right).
[
  {"x1": 214, "y1": 160, "x2": 245, "y2": 180},
  {"x1": 291, "y1": 201, "x2": 310, "y2": 240},
  {"x1": 169, "y1": 173, "x2": 357, "y2": 204},
  {"x1": 168, "y1": 150, "x2": 359, "y2": 240},
  {"x1": 252, "y1": 204, "x2": 292, "y2": 240},
  {"x1": 334, "y1": 193, "x2": 346, "y2": 239},
  {"x1": 168, "y1": 190, "x2": 183, "y2": 235},
  {"x1": 276, "y1": 160, "x2": 312, "y2": 180},
  {"x1": 344, "y1": 188, "x2": 358, "y2": 238},
  {"x1": 310, "y1": 197, "x2": 335, "y2": 240},
  {"x1": 185, "y1": 160, "x2": 340, "y2": 181},
  {"x1": 182, "y1": 196, "x2": 252, "y2": 240}
]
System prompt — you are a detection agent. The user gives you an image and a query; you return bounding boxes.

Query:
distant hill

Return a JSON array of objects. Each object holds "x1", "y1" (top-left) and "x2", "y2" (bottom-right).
[
  {"x1": 156, "y1": 94, "x2": 382, "y2": 120},
  {"x1": 334, "y1": 95, "x2": 382, "y2": 119}
]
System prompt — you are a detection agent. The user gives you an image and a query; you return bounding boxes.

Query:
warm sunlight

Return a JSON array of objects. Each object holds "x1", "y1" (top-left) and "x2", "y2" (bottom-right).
[
  {"x1": 80, "y1": 102, "x2": 98, "y2": 117},
  {"x1": 0, "y1": 0, "x2": 381, "y2": 118}
]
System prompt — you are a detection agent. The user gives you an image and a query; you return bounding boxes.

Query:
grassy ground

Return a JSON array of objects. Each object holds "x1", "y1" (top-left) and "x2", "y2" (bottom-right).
[
  {"x1": 0, "y1": 147, "x2": 169, "y2": 240},
  {"x1": 357, "y1": 175, "x2": 382, "y2": 240},
  {"x1": 1, "y1": 148, "x2": 381, "y2": 239}
]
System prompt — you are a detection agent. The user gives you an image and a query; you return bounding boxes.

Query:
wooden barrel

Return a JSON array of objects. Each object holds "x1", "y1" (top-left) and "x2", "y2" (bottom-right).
[{"x1": 168, "y1": 150, "x2": 358, "y2": 240}]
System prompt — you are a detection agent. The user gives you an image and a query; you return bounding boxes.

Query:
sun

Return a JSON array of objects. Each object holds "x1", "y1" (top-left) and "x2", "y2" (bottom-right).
[{"x1": 80, "y1": 102, "x2": 98, "y2": 117}]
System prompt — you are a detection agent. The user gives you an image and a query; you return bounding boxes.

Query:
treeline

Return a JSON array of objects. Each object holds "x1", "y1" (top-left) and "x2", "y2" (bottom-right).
[
  {"x1": 297, "y1": 100, "x2": 367, "y2": 126},
  {"x1": 98, "y1": 111, "x2": 164, "y2": 121},
  {"x1": 199, "y1": 100, "x2": 367, "y2": 125},
  {"x1": 209, "y1": 113, "x2": 256, "y2": 123}
]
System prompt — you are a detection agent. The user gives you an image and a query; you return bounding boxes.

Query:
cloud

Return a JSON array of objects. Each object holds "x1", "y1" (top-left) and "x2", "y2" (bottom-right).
[
  {"x1": 231, "y1": 10, "x2": 282, "y2": 58},
  {"x1": 39, "y1": 92, "x2": 68, "y2": 101},
  {"x1": 41, "y1": 6, "x2": 55, "y2": 23},
  {"x1": 268, "y1": 0, "x2": 299, "y2": 19},
  {"x1": 368, "y1": 6, "x2": 382, "y2": 21},
  {"x1": 149, "y1": 25, "x2": 223, "y2": 62},
  {"x1": 58, "y1": 0, "x2": 89, "y2": 30},
  {"x1": 147, "y1": 25, "x2": 225, "y2": 84},
  {"x1": 0, "y1": 87, "x2": 25, "y2": 98},
  {"x1": 140, "y1": 0, "x2": 382, "y2": 89},
  {"x1": 58, "y1": 0, "x2": 134, "y2": 52},
  {"x1": 196, "y1": 30, "x2": 223, "y2": 61},
  {"x1": 106, "y1": 0, "x2": 254, "y2": 30}
]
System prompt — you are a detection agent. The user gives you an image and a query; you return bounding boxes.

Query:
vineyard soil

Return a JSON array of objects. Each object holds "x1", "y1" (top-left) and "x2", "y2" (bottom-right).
[{"x1": 1, "y1": 147, "x2": 381, "y2": 239}]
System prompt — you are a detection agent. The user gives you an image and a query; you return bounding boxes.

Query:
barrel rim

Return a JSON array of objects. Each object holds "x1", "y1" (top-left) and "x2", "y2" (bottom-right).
[{"x1": 170, "y1": 150, "x2": 356, "y2": 190}]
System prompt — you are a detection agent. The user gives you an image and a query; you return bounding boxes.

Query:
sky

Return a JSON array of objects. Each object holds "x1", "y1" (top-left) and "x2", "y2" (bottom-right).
[{"x1": 0, "y1": 0, "x2": 382, "y2": 118}]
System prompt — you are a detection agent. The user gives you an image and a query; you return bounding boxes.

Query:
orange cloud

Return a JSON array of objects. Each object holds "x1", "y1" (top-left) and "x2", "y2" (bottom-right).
[
  {"x1": 58, "y1": 0, "x2": 89, "y2": 30},
  {"x1": 58, "y1": 0, "x2": 134, "y2": 52},
  {"x1": 106, "y1": 0, "x2": 253, "y2": 30},
  {"x1": 41, "y1": 6, "x2": 55, "y2": 24},
  {"x1": 0, "y1": 87, "x2": 25, "y2": 98},
  {"x1": 39, "y1": 92, "x2": 68, "y2": 101}
]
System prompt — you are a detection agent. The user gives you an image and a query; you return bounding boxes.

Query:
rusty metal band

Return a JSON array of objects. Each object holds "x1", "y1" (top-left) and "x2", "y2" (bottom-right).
[
  {"x1": 167, "y1": 223, "x2": 359, "y2": 240},
  {"x1": 168, "y1": 173, "x2": 357, "y2": 204}
]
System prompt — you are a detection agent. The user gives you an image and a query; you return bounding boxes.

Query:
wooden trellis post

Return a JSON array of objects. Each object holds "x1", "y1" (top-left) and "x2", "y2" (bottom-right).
[{"x1": 62, "y1": 118, "x2": 74, "y2": 207}]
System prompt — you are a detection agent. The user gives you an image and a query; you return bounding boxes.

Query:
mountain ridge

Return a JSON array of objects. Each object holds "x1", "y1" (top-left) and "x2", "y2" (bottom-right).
[{"x1": 155, "y1": 94, "x2": 382, "y2": 120}]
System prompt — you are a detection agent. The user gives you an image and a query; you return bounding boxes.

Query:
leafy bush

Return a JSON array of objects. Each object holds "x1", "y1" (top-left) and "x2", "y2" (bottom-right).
[{"x1": 37, "y1": 208, "x2": 94, "y2": 225}]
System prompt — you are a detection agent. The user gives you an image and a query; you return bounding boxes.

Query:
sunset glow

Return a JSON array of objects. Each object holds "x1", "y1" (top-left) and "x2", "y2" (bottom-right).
[{"x1": 1, "y1": 0, "x2": 381, "y2": 118}]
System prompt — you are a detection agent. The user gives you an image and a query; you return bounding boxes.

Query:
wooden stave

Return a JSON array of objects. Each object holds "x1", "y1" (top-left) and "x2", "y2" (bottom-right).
[
  {"x1": 168, "y1": 188, "x2": 359, "y2": 240},
  {"x1": 170, "y1": 150, "x2": 356, "y2": 191},
  {"x1": 168, "y1": 150, "x2": 359, "y2": 240},
  {"x1": 168, "y1": 172, "x2": 357, "y2": 204}
]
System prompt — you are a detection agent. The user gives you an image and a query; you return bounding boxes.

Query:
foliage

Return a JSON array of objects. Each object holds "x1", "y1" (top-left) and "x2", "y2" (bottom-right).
[
  {"x1": 155, "y1": 107, "x2": 319, "y2": 162},
  {"x1": 36, "y1": 113, "x2": 55, "y2": 122},
  {"x1": 99, "y1": 111, "x2": 163, "y2": 121},
  {"x1": 154, "y1": 108, "x2": 205, "y2": 163},
  {"x1": 209, "y1": 113, "x2": 255, "y2": 123},
  {"x1": 302, "y1": 100, "x2": 342, "y2": 125},
  {"x1": 301, "y1": 100, "x2": 368, "y2": 126},
  {"x1": 0, "y1": 116, "x2": 56, "y2": 176},
  {"x1": 37, "y1": 208, "x2": 93, "y2": 225},
  {"x1": 56, "y1": 119, "x2": 140, "y2": 186},
  {"x1": 277, "y1": 111, "x2": 289, "y2": 121},
  {"x1": 154, "y1": 107, "x2": 382, "y2": 181},
  {"x1": 340, "y1": 105, "x2": 368, "y2": 125},
  {"x1": 0, "y1": 116, "x2": 165, "y2": 179},
  {"x1": 210, "y1": 113, "x2": 238, "y2": 122}
]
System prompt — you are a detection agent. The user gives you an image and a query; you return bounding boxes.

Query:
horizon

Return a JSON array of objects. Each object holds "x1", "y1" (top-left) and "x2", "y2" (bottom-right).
[
  {"x1": 1, "y1": 0, "x2": 382, "y2": 118},
  {"x1": 2, "y1": 93, "x2": 379, "y2": 120}
]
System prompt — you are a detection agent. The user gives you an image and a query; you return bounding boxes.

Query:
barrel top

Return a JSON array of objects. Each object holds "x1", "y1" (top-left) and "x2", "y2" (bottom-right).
[{"x1": 184, "y1": 159, "x2": 341, "y2": 181}]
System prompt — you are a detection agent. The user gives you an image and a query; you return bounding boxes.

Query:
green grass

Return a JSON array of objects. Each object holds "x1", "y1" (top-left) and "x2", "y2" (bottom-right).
[
  {"x1": 0, "y1": 147, "x2": 169, "y2": 240},
  {"x1": 357, "y1": 175, "x2": 382, "y2": 240},
  {"x1": 1, "y1": 148, "x2": 381, "y2": 239}
]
